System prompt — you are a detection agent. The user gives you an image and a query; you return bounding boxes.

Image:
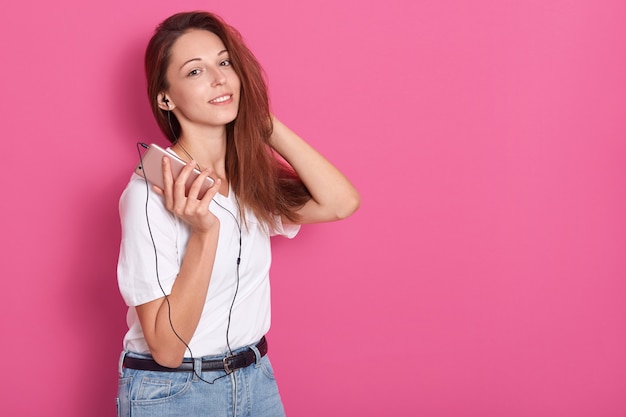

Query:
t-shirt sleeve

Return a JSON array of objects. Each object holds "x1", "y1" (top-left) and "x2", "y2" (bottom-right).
[
  {"x1": 117, "y1": 176, "x2": 181, "y2": 307},
  {"x1": 270, "y1": 215, "x2": 301, "y2": 239}
]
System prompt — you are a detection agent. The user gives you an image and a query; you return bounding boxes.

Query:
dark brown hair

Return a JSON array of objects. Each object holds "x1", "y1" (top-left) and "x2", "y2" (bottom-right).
[{"x1": 145, "y1": 11, "x2": 310, "y2": 226}]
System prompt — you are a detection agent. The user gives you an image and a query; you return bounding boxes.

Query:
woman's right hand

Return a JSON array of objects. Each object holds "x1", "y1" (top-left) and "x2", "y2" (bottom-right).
[
  {"x1": 137, "y1": 156, "x2": 222, "y2": 367},
  {"x1": 160, "y1": 156, "x2": 222, "y2": 234},
  {"x1": 135, "y1": 157, "x2": 221, "y2": 368}
]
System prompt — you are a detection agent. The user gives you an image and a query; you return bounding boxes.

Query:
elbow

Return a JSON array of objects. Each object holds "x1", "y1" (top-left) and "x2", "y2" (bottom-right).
[
  {"x1": 158, "y1": 357, "x2": 185, "y2": 369},
  {"x1": 301, "y1": 190, "x2": 361, "y2": 223},
  {"x1": 336, "y1": 191, "x2": 361, "y2": 220},
  {"x1": 150, "y1": 348, "x2": 185, "y2": 369}
]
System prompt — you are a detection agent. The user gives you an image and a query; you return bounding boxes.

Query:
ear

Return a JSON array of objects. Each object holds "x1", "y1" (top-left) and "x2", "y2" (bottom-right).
[{"x1": 157, "y1": 93, "x2": 175, "y2": 111}]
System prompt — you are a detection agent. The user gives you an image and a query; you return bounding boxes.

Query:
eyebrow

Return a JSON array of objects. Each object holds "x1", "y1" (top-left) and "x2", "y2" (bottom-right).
[{"x1": 179, "y1": 50, "x2": 229, "y2": 70}]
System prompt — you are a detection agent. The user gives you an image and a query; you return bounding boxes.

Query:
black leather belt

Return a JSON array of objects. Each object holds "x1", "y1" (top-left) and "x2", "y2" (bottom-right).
[{"x1": 123, "y1": 336, "x2": 267, "y2": 374}]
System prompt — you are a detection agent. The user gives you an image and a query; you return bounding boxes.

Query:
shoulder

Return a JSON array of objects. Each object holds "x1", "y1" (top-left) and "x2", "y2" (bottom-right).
[{"x1": 119, "y1": 174, "x2": 174, "y2": 225}]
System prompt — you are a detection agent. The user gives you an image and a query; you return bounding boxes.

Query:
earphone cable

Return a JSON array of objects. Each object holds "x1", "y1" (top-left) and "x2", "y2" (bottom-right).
[
  {"x1": 135, "y1": 142, "x2": 231, "y2": 385},
  {"x1": 163, "y1": 111, "x2": 243, "y2": 359},
  {"x1": 211, "y1": 197, "x2": 243, "y2": 357}
]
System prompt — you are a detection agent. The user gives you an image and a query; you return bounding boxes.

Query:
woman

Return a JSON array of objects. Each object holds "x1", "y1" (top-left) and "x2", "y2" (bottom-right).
[{"x1": 116, "y1": 11, "x2": 359, "y2": 417}]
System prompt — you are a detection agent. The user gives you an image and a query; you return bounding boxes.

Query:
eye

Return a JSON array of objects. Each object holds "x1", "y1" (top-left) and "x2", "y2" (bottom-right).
[
  {"x1": 220, "y1": 59, "x2": 232, "y2": 67},
  {"x1": 187, "y1": 68, "x2": 202, "y2": 77}
]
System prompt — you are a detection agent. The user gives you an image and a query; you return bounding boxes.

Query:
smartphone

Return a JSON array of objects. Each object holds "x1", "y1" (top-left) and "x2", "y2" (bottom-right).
[{"x1": 135, "y1": 143, "x2": 215, "y2": 198}]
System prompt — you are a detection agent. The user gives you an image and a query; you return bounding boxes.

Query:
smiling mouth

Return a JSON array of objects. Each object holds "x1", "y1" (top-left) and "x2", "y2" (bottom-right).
[{"x1": 210, "y1": 95, "x2": 232, "y2": 104}]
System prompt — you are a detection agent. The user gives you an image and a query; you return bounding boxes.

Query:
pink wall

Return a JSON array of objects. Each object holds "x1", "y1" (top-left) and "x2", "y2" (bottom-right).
[{"x1": 1, "y1": 0, "x2": 625, "y2": 416}]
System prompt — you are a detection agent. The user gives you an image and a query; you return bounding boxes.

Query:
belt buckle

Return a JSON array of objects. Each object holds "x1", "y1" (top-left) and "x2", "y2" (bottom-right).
[{"x1": 223, "y1": 355, "x2": 235, "y2": 374}]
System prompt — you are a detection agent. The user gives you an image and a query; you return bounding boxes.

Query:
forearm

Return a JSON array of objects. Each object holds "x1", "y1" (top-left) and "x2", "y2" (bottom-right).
[
  {"x1": 270, "y1": 117, "x2": 360, "y2": 222},
  {"x1": 143, "y1": 228, "x2": 219, "y2": 367}
]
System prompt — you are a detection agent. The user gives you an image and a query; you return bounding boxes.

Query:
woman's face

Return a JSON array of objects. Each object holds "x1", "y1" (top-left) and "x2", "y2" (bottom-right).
[{"x1": 162, "y1": 29, "x2": 241, "y2": 132}]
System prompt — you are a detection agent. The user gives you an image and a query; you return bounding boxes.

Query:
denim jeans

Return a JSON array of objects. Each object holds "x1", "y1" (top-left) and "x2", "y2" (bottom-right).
[{"x1": 117, "y1": 341, "x2": 286, "y2": 417}]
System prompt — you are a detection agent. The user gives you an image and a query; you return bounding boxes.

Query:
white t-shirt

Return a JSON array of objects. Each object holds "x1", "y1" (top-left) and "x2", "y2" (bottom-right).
[{"x1": 117, "y1": 173, "x2": 299, "y2": 357}]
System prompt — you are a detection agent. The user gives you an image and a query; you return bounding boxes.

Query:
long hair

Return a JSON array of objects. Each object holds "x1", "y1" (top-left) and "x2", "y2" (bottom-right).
[{"x1": 145, "y1": 11, "x2": 310, "y2": 226}]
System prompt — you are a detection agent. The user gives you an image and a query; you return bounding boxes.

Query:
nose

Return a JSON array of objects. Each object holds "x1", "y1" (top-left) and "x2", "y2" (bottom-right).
[{"x1": 210, "y1": 67, "x2": 227, "y2": 87}]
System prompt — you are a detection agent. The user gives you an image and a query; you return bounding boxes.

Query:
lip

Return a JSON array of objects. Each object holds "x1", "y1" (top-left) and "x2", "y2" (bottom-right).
[{"x1": 209, "y1": 94, "x2": 233, "y2": 104}]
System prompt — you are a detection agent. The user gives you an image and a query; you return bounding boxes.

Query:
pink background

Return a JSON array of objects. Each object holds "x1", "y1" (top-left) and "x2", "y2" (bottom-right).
[{"x1": 1, "y1": 0, "x2": 625, "y2": 416}]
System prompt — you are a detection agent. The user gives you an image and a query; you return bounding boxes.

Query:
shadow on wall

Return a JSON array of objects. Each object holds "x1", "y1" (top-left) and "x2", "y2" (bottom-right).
[{"x1": 62, "y1": 35, "x2": 162, "y2": 417}]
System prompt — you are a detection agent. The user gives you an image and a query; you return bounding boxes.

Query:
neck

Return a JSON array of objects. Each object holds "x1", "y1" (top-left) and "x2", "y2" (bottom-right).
[{"x1": 174, "y1": 132, "x2": 227, "y2": 177}]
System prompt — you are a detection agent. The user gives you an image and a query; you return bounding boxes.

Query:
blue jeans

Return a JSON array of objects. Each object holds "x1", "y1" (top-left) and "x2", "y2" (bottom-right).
[{"x1": 117, "y1": 341, "x2": 286, "y2": 417}]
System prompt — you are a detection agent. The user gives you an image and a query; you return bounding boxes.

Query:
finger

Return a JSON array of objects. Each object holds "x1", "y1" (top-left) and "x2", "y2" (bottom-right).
[
  {"x1": 199, "y1": 175, "x2": 221, "y2": 205},
  {"x1": 161, "y1": 156, "x2": 175, "y2": 210},
  {"x1": 170, "y1": 161, "x2": 198, "y2": 214},
  {"x1": 186, "y1": 168, "x2": 214, "y2": 201},
  {"x1": 193, "y1": 178, "x2": 221, "y2": 217},
  {"x1": 177, "y1": 161, "x2": 199, "y2": 196},
  {"x1": 151, "y1": 185, "x2": 164, "y2": 196}
]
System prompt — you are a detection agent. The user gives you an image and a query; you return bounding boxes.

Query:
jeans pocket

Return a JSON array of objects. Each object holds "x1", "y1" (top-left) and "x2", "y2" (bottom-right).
[
  {"x1": 117, "y1": 377, "x2": 132, "y2": 417},
  {"x1": 257, "y1": 355, "x2": 277, "y2": 380},
  {"x1": 133, "y1": 372, "x2": 192, "y2": 403}
]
